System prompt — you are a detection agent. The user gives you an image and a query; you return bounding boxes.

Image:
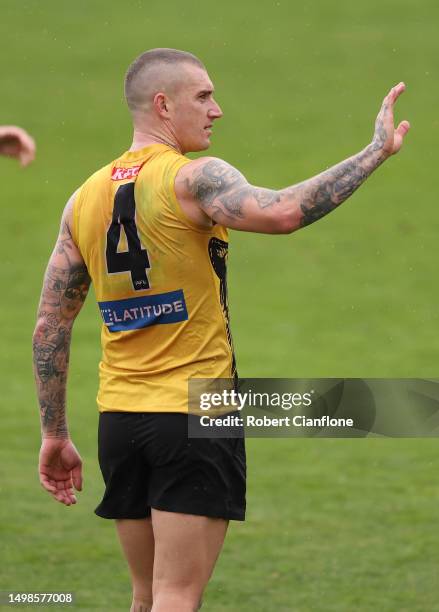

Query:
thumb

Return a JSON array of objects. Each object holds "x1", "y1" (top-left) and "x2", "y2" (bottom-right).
[
  {"x1": 72, "y1": 464, "x2": 83, "y2": 491},
  {"x1": 395, "y1": 120, "x2": 410, "y2": 138}
]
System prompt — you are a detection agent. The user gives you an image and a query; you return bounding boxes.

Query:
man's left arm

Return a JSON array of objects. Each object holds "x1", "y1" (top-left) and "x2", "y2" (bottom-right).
[{"x1": 32, "y1": 192, "x2": 91, "y2": 505}]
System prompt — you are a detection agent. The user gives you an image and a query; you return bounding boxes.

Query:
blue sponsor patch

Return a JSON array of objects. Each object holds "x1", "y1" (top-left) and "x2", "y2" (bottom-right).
[{"x1": 98, "y1": 289, "x2": 188, "y2": 332}]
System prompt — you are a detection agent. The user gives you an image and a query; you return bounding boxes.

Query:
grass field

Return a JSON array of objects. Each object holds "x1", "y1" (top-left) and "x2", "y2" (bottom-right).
[{"x1": 1, "y1": 0, "x2": 439, "y2": 610}]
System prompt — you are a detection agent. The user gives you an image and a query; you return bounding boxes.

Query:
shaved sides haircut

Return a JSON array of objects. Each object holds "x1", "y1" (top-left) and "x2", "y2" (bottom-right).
[{"x1": 125, "y1": 48, "x2": 205, "y2": 113}]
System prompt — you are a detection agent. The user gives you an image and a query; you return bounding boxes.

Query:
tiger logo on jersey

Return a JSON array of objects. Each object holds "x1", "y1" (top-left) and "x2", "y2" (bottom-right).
[{"x1": 208, "y1": 237, "x2": 237, "y2": 379}]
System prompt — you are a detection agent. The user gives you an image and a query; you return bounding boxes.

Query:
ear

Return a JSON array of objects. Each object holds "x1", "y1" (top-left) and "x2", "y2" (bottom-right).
[{"x1": 153, "y1": 92, "x2": 169, "y2": 118}]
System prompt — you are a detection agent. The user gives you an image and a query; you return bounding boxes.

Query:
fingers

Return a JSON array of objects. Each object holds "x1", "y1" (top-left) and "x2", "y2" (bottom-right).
[
  {"x1": 0, "y1": 125, "x2": 36, "y2": 166},
  {"x1": 396, "y1": 120, "x2": 410, "y2": 137},
  {"x1": 51, "y1": 482, "x2": 77, "y2": 506},
  {"x1": 383, "y1": 82, "x2": 406, "y2": 109},
  {"x1": 72, "y1": 464, "x2": 83, "y2": 491},
  {"x1": 40, "y1": 473, "x2": 78, "y2": 506},
  {"x1": 17, "y1": 131, "x2": 36, "y2": 167},
  {"x1": 40, "y1": 474, "x2": 57, "y2": 494},
  {"x1": 42, "y1": 482, "x2": 77, "y2": 505},
  {"x1": 53, "y1": 488, "x2": 77, "y2": 505},
  {"x1": 14, "y1": 128, "x2": 36, "y2": 166},
  {"x1": 19, "y1": 147, "x2": 36, "y2": 167},
  {"x1": 390, "y1": 81, "x2": 406, "y2": 101}
]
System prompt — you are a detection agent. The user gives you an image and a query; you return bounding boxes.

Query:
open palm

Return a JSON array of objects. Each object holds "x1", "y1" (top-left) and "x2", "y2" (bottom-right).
[
  {"x1": 373, "y1": 82, "x2": 410, "y2": 157},
  {"x1": 39, "y1": 438, "x2": 83, "y2": 506}
]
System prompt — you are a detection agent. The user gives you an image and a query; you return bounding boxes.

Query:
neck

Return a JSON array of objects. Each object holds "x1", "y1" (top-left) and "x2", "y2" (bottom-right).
[{"x1": 129, "y1": 124, "x2": 182, "y2": 154}]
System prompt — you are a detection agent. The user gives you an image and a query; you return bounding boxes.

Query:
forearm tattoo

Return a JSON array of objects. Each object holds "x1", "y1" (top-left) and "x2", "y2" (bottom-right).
[
  {"x1": 33, "y1": 215, "x2": 90, "y2": 438},
  {"x1": 292, "y1": 142, "x2": 385, "y2": 227}
]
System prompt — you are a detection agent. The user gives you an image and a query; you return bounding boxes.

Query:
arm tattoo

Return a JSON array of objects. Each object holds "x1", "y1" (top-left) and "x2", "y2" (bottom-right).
[
  {"x1": 291, "y1": 106, "x2": 389, "y2": 227},
  {"x1": 288, "y1": 143, "x2": 385, "y2": 228},
  {"x1": 33, "y1": 207, "x2": 91, "y2": 438},
  {"x1": 187, "y1": 120, "x2": 387, "y2": 231},
  {"x1": 186, "y1": 160, "x2": 280, "y2": 223},
  {"x1": 33, "y1": 323, "x2": 71, "y2": 437},
  {"x1": 371, "y1": 109, "x2": 387, "y2": 152}
]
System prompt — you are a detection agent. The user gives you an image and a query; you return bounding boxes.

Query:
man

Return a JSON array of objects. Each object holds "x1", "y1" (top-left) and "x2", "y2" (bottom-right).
[
  {"x1": 0, "y1": 125, "x2": 35, "y2": 166},
  {"x1": 33, "y1": 48, "x2": 409, "y2": 611}
]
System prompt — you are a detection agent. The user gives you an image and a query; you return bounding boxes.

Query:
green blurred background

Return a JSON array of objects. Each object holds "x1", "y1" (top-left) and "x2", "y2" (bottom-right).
[{"x1": 1, "y1": 1, "x2": 438, "y2": 610}]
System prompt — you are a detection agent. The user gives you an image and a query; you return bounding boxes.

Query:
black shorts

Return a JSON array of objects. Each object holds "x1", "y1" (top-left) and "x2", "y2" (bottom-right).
[{"x1": 95, "y1": 412, "x2": 246, "y2": 521}]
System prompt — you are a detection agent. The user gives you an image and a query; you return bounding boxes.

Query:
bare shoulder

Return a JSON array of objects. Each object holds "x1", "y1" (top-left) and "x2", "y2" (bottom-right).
[
  {"x1": 175, "y1": 156, "x2": 248, "y2": 214},
  {"x1": 61, "y1": 189, "x2": 80, "y2": 235},
  {"x1": 174, "y1": 157, "x2": 243, "y2": 228},
  {"x1": 176, "y1": 156, "x2": 245, "y2": 186},
  {"x1": 54, "y1": 190, "x2": 88, "y2": 273},
  {"x1": 176, "y1": 157, "x2": 285, "y2": 232}
]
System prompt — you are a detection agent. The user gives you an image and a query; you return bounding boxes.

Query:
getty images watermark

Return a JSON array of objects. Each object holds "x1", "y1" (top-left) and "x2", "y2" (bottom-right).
[
  {"x1": 188, "y1": 378, "x2": 439, "y2": 438},
  {"x1": 198, "y1": 388, "x2": 353, "y2": 430}
]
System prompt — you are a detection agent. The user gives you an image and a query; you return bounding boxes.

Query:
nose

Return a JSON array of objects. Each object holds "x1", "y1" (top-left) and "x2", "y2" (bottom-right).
[{"x1": 209, "y1": 98, "x2": 223, "y2": 120}]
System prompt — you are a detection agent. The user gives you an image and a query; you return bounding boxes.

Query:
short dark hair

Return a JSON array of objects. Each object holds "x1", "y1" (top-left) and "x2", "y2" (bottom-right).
[{"x1": 124, "y1": 48, "x2": 205, "y2": 112}]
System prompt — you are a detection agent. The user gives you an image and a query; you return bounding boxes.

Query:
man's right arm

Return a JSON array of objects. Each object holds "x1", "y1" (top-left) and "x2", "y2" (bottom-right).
[{"x1": 176, "y1": 83, "x2": 410, "y2": 234}]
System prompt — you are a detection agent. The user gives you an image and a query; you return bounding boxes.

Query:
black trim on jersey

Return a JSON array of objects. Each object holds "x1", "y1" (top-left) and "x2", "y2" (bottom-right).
[{"x1": 208, "y1": 237, "x2": 237, "y2": 381}]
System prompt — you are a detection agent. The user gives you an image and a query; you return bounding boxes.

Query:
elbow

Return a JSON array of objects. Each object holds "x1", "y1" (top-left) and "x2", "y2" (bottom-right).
[
  {"x1": 273, "y1": 210, "x2": 300, "y2": 235},
  {"x1": 33, "y1": 320, "x2": 45, "y2": 343},
  {"x1": 33, "y1": 316, "x2": 73, "y2": 345},
  {"x1": 32, "y1": 321, "x2": 48, "y2": 353}
]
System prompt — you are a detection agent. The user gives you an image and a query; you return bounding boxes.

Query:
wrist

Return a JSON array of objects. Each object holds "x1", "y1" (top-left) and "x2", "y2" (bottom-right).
[
  {"x1": 366, "y1": 141, "x2": 389, "y2": 165},
  {"x1": 41, "y1": 432, "x2": 70, "y2": 442}
]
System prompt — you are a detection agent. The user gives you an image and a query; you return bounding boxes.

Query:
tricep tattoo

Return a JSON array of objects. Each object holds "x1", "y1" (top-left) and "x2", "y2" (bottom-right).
[{"x1": 186, "y1": 160, "x2": 281, "y2": 223}]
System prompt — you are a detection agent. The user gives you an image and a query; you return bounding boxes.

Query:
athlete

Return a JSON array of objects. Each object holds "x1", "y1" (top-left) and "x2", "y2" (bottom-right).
[
  {"x1": 0, "y1": 125, "x2": 35, "y2": 166},
  {"x1": 32, "y1": 49, "x2": 409, "y2": 612}
]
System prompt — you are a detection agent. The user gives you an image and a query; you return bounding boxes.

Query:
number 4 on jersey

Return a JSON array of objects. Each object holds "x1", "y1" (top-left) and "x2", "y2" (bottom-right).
[{"x1": 106, "y1": 182, "x2": 150, "y2": 291}]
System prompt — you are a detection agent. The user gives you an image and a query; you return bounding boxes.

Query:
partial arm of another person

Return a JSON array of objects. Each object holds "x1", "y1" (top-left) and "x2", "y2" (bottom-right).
[
  {"x1": 0, "y1": 125, "x2": 35, "y2": 166},
  {"x1": 32, "y1": 193, "x2": 91, "y2": 506},
  {"x1": 176, "y1": 83, "x2": 410, "y2": 233}
]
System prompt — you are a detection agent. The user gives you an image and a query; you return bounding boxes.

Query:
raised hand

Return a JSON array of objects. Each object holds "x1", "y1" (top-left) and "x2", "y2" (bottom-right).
[
  {"x1": 0, "y1": 125, "x2": 36, "y2": 166},
  {"x1": 372, "y1": 83, "x2": 410, "y2": 157}
]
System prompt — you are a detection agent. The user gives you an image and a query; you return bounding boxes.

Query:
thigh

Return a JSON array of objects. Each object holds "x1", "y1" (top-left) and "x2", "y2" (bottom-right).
[{"x1": 151, "y1": 509, "x2": 228, "y2": 599}]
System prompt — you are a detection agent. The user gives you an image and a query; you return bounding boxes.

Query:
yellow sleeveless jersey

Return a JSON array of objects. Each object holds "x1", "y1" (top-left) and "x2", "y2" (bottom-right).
[{"x1": 71, "y1": 144, "x2": 236, "y2": 413}]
